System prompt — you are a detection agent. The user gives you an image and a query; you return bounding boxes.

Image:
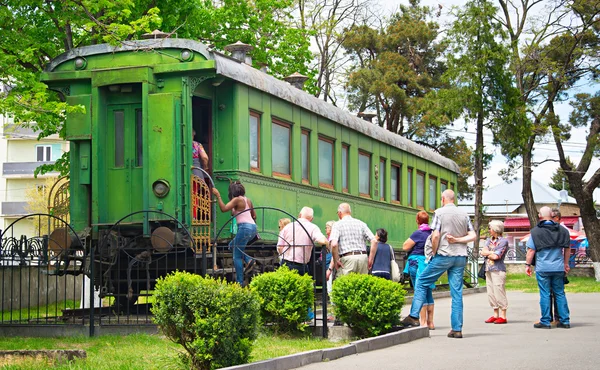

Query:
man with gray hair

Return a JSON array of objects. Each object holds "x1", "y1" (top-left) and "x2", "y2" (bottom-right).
[
  {"x1": 401, "y1": 189, "x2": 476, "y2": 339},
  {"x1": 330, "y1": 203, "x2": 377, "y2": 276},
  {"x1": 526, "y1": 206, "x2": 571, "y2": 329},
  {"x1": 277, "y1": 206, "x2": 328, "y2": 275}
]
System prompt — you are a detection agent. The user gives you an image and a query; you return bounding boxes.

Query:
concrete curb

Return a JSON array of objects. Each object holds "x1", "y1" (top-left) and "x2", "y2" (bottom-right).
[{"x1": 221, "y1": 326, "x2": 428, "y2": 370}]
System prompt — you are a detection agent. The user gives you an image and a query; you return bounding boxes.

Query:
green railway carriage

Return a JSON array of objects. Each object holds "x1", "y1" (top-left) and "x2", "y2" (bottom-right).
[{"x1": 41, "y1": 36, "x2": 458, "y2": 295}]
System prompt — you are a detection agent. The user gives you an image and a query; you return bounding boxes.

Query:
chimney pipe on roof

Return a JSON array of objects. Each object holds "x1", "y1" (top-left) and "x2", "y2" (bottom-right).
[
  {"x1": 284, "y1": 72, "x2": 308, "y2": 90},
  {"x1": 141, "y1": 30, "x2": 170, "y2": 39},
  {"x1": 224, "y1": 41, "x2": 253, "y2": 63},
  {"x1": 358, "y1": 112, "x2": 377, "y2": 122}
]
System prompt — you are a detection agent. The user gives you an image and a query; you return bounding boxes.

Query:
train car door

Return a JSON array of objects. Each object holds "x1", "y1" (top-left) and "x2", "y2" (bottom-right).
[
  {"x1": 192, "y1": 97, "x2": 212, "y2": 178},
  {"x1": 106, "y1": 103, "x2": 143, "y2": 221}
]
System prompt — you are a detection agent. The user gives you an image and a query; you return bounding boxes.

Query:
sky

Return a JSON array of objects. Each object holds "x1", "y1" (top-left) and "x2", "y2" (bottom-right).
[{"x1": 376, "y1": 0, "x2": 600, "y2": 200}]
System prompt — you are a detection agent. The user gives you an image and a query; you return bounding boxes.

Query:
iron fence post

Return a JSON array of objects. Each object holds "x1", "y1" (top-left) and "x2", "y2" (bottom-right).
[{"x1": 89, "y1": 244, "x2": 95, "y2": 337}]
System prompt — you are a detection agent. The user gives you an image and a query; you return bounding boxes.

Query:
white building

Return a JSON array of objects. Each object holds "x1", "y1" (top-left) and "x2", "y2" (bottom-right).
[{"x1": 0, "y1": 112, "x2": 69, "y2": 238}]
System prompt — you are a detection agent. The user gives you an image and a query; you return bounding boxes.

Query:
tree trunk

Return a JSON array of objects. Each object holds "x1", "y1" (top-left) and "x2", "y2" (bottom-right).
[
  {"x1": 571, "y1": 184, "x2": 600, "y2": 263},
  {"x1": 521, "y1": 139, "x2": 537, "y2": 228},
  {"x1": 473, "y1": 111, "x2": 484, "y2": 257}
]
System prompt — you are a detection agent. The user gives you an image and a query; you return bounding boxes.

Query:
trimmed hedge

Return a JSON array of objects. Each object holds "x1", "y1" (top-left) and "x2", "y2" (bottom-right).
[
  {"x1": 249, "y1": 265, "x2": 314, "y2": 333},
  {"x1": 151, "y1": 271, "x2": 259, "y2": 370},
  {"x1": 331, "y1": 273, "x2": 406, "y2": 337}
]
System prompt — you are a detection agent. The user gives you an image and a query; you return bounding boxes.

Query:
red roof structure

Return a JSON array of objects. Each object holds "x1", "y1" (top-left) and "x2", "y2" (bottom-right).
[{"x1": 504, "y1": 216, "x2": 580, "y2": 231}]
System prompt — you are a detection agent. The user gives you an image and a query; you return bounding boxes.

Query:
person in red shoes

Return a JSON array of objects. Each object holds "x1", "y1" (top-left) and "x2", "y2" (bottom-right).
[{"x1": 480, "y1": 220, "x2": 509, "y2": 324}]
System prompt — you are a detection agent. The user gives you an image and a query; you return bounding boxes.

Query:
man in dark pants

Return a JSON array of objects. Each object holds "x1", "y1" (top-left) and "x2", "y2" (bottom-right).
[{"x1": 526, "y1": 206, "x2": 571, "y2": 329}]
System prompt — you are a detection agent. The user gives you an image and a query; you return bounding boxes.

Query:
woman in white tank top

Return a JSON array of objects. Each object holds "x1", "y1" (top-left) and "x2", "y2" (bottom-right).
[{"x1": 212, "y1": 181, "x2": 257, "y2": 286}]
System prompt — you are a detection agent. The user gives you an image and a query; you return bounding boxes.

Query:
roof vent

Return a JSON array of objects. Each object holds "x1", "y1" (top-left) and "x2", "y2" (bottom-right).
[
  {"x1": 141, "y1": 30, "x2": 170, "y2": 40},
  {"x1": 358, "y1": 112, "x2": 377, "y2": 122},
  {"x1": 257, "y1": 63, "x2": 268, "y2": 73},
  {"x1": 224, "y1": 41, "x2": 253, "y2": 63},
  {"x1": 284, "y1": 72, "x2": 308, "y2": 90}
]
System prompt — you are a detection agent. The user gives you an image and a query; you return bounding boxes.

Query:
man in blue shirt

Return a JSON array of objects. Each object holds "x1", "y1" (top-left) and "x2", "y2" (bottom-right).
[{"x1": 525, "y1": 206, "x2": 571, "y2": 329}]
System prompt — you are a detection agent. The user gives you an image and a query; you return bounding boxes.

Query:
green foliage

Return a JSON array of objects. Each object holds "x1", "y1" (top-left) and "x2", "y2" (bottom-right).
[
  {"x1": 0, "y1": 0, "x2": 312, "y2": 174},
  {"x1": 151, "y1": 271, "x2": 259, "y2": 370},
  {"x1": 331, "y1": 273, "x2": 405, "y2": 337},
  {"x1": 249, "y1": 265, "x2": 314, "y2": 333}
]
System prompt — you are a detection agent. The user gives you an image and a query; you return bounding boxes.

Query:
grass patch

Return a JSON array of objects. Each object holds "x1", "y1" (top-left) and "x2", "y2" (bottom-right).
[
  {"x1": 0, "y1": 334, "x2": 181, "y2": 370},
  {"x1": 505, "y1": 273, "x2": 600, "y2": 293},
  {"x1": 0, "y1": 331, "x2": 347, "y2": 369},
  {"x1": 1, "y1": 300, "x2": 80, "y2": 323},
  {"x1": 251, "y1": 331, "x2": 347, "y2": 362}
]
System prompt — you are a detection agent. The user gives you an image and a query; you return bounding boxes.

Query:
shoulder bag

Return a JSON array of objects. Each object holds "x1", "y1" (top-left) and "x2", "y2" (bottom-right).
[{"x1": 390, "y1": 245, "x2": 401, "y2": 283}]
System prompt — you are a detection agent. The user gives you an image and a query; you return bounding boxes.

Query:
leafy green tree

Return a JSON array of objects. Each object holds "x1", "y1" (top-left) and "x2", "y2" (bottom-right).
[
  {"x1": 342, "y1": 0, "x2": 473, "y2": 197},
  {"x1": 553, "y1": 91, "x2": 600, "y2": 263},
  {"x1": 495, "y1": 0, "x2": 597, "y2": 228},
  {"x1": 430, "y1": 0, "x2": 521, "y2": 250},
  {"x1": 0, "y1": 0, "x2": 312, "y2": 175}
]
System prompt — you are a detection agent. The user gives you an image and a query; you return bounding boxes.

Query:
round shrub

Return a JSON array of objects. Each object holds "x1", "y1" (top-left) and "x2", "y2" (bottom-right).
[
  {"x1": 151, "y1": 271, "x2": 259, "y2": 370},
  {"x1": 249, "y1": 265, "x2": 314, "y2": 333},
  {"x1": 331, "y1": 273, "x2": 406, "y2": 337}
]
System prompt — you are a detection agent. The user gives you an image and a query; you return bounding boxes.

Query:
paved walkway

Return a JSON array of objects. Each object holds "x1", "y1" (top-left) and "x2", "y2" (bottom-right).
[{"x1": 300, "y1": 291, "x2": 600, "y2": 370}]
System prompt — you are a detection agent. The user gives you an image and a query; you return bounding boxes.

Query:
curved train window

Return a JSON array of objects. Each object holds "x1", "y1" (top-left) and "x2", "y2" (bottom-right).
[
  {"x1": 407, "y1": 167, "x2": 413, "y2": 206},
  {"x1": 301, "y1": 130, "x2": 310, "y2": 183},
  {"x1": 342, "y1": 144, "x2": 349, "y2": 192},
  {"x1": 379, "y1": 158, "x2": 386, "y2": 200},
  {"x1": 114, "y1": 110, "x2": 125, "y2": 168},
  {"x1": 416, "y1": 171, "x2": 425, "y2": 208},
  {"x1": 359, "y1": 151, "x2": 371, "y2": 197},
  {"x1": 272, "y1": 119, "x2": 291, "y2": 177},
  {"x1": 318, "y1": 137, "x2": 334, "y2": 188},
  {"x1": 391, "y1": 163, "x2": 401, "y2": 203},
  {"x1": 250, "y1": 112, "x2": 260, "y2": 171},
  {"x1": 429, "y1": 175, "x2": 437, "y2": 210}
]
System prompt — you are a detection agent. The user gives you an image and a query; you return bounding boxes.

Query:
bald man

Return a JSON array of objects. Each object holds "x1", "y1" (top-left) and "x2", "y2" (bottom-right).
[
  {"x1": 330, "y1": 203, "x2": 377, "y2": 276},
  {"x1": 526, "y1": 206, "x2": 571, "y2": 329},
  {"x1": 401, "y1": 189, "x2": 476, "y2": 339},
  {"x1": 277, "y1": 206, "x2": 328, "y2": 275}
]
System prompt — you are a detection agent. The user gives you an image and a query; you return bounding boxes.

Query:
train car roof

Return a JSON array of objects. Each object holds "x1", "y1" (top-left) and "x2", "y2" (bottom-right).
[{"x1": 46, "y1": 38, "x2": 460, "y2": 174}]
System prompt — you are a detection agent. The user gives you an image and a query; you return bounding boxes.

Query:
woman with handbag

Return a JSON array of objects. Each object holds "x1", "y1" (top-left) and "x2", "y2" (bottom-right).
[
  {"x1": 480, "y1": 220, "x2": 509, "y2": 324},
  {"x1": 369, "y1": 229, "x2": 393, "y2": 280},
  {"x1": 212, "y1": 181, "x2": 257, "y2": 286},
  {"x1": 402, "y1": 211, "x2": 435, "y2": 329}
]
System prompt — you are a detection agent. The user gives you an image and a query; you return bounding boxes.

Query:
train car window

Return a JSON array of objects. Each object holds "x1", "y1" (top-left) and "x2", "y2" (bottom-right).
[
  {"x1": 391, "y1": 163, "x2": 401, "y2": 203},
  {"x1": 272, "y1": 120, "x2": 291, "y2": 177},
  {"x1": 406, "y1": 167, "x2": 413, "y2": 207},
  {"x1": 450, "y1": 182, "x2": 455, "y2": 191},
  {"x1": 318, "y1": 137, "x2": 334, "y2": 188},
  {"x1": 135, "y1": 108, "x2": 143, "y2": 167},
  {"x1": 429, "y1": 175, "x2": 437, "y2": 210},
  {"x1": 441, "y1": 180, "x2": 448, "y2": 193},
  {"x1": 249, "y1": 112, "x2": 261, "y2": 171},
  {"x1": 407, "y1": 167, "x2": 413, "y2": 206},
  {"x1": 416, "y1": 171, "x2": 425, "y2": 208},
  {"x1": 359, "y1": 151, "x2": 371, "y2": 196},
  {"x1": 36, "y1": 145, "x2": 52, "y2": 162},
  {"x1": 114, "y1": 110, "x2": 125, "y2": 168},
  {"x1": 379, "y1": 158, "x2": 386, "y2": 201},
  {"x1": 301, "y1": 130, "x2": 310, "y2": 183},
  {"x1": 342, "y1": 144, "x2": 349, "y2": 192}
]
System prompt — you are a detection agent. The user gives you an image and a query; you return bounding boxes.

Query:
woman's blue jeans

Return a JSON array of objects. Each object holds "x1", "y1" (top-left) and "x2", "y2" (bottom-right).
[
  {"x1": 409, "y1": 255, "x2": 466, "y2": 331},
  {"x1": 229, "y1": 223, "x2": 257, "y2": 286},
  {"x1": 408, "y1": 261, "x2": 434, "y2": 305}
]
